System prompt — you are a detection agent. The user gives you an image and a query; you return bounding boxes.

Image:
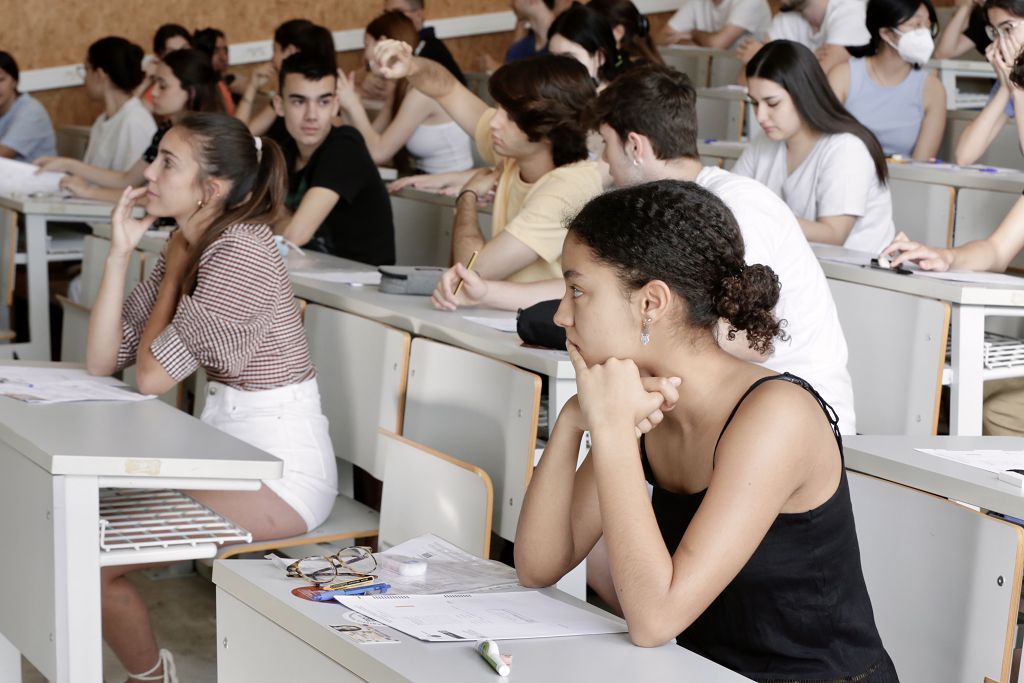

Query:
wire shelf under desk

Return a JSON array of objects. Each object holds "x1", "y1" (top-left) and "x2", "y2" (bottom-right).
[{"x1": 98, "y1": 488, "x2": 252, "y2": 567}]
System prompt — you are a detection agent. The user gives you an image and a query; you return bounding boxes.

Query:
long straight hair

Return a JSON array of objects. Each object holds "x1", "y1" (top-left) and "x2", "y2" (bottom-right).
[
  {"x1": 747, "y1": 40, "x2": 888, "y2": 184},
  {"x1": 588, "y1": 0, "x2": 664, "y2": 66},
  {"x1": 174, "y1": 113, "x2": 288, "y2": 293},
  {"x1": 548, "y1": 3, "x2": 622, "y2": 83},
  {"x1": 162, "y1": 49, "x2": 226, "y2": 114}
]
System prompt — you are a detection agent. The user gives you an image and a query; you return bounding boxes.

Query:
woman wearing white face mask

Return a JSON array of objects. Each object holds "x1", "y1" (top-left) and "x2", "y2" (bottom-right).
[{"x1": 827, "y1": 0, "x2": 946, "y2": 160}]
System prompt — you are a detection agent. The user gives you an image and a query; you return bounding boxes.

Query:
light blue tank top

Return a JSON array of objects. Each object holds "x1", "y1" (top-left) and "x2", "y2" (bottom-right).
[{"x1": 844, "y1": 58, "x2": 928, "y2": 158}]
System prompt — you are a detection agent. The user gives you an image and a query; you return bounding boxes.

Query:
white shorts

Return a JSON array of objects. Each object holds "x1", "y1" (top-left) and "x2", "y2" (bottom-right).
[{"x1": 200, "y1": 378, "x2": 338, "y2": 532}]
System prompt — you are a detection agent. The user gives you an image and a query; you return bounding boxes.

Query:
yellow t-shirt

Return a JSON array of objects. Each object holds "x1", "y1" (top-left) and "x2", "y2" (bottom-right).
[{"x1": 475, "y1": 109, "x2": 604, "y2": 283}]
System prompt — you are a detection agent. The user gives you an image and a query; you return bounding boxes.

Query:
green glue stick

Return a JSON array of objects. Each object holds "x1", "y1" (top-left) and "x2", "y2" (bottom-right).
[{"x1": 476, "y1": 639, "x2": 511, "y2": 676}]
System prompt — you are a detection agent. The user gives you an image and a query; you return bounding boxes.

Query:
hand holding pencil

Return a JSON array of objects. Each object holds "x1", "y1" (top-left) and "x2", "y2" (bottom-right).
[{"x1": 432, "y1": 252, "x2": 488, "y2": 311}]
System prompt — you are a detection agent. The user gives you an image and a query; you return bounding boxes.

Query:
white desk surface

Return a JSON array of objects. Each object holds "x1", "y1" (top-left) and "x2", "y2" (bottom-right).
[
  {"x1": 0, "y1": 192, "x2": 114, "y2": 219},
  {"x1": 392, "y1": 186, "x2": 494, "y2": 215},
  {"x1": 287, "y1": 250, "x2": 574, "y2": 380},
  {"x1": 214, "y1": 559, "x2": 752, "y2": 683},
  {"x1": 845, "y1": 434, "x2": 1024, "y2": 519},
  {"x1": 0, "y1": 365, "x2": 282, "y2": 479},
  {"x1": 814, "y1": 245, "x2": 1024, "y2": 306}
]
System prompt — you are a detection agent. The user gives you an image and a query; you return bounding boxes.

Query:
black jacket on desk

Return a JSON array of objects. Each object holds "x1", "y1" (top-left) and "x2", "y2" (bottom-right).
[
  {"x1": 417, "y1": 27, "x2": 467, "y2": 86},
  {"x1": 283, "y1": 125, "x2": 396, "y2": 266}
]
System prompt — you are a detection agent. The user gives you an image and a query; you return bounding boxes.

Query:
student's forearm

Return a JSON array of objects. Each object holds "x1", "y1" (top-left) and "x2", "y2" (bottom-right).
[
  {"x1": 78, "y1": 184, "x2": 130, "y2": 203},
  {"x1": 343, "y1": 103, "x2": 389, "y2": 164},
  {"x1": 67, "y1": 160, "x2": 130, "y2": 189},
  {"x1": 934, "y1": 5, "x2": 971, "y2": 59},
  {"x1": 407, "y1": 56, "x2": 457, "y2": 100},
  {"x1": 86, "y1": 253, "x2": 131, "y2": 375},
  {"x1": 235, "y1": 83, "x2": 259, "y2": 124},
  {"x1": 136, "y1": 274, "x2": 181, "y2": 393},
  {"x1": 0, "y1": 145, "x2": 16, "y2": 159},
  {"x1": 1013, "y1": 91, "x2": 1024, "y2": 155},
  {"x1": 280, "y1": 216, "x2": 318, "y2": 247},
  {"x1": 590, "y1": 423, "x2": 682, "y2": 646},
  {"x1": 481, "y1": 278, "x2": 565, "y2": 311},
  {"x1": 452, "y1": 194, "x2": 486, "y2": 265},
  {"x1": 947, "y1": 240, "x2": 1001, "y2": 271},
  {"x1": 515, "y1": 413, "x2": 587, "y2": 587},
  {"x1": 954, "y1": 92, "x2": 1009, "y2": 165},
  {"x1": 797, "y1": 217, "x2": 852, "y2": 245}
]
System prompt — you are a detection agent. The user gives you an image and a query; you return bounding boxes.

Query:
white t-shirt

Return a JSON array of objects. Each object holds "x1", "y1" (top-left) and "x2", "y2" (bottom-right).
[
  {"x1": 668, "y1": 0, "x2": 772, "y2": 41},
  {"x1": 83, "y1": 97, "x2": 157, "y2": 172},
  {"x1": 732, "y1": 133, "x2": 895, "y2": 254},
  {"x1": 768, "y1": 0, "x2": 870, "y2": 49},
  {"x1": 696, "y1": 165, "x2": 857, "y2": 434}
]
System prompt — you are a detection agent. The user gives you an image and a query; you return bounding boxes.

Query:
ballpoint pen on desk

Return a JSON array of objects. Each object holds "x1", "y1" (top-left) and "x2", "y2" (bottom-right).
[
  {"x1": 310, "y1": 582, "x2": 391, "y2": 601},
  {"x1": 453, "y1": 250, "x2": 479, "y2": 296}
]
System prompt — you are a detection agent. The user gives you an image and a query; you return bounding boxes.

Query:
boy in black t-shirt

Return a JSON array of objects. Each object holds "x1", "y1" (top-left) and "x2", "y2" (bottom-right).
[{"x1": 274, "y1": 54, "x2": 395, "y2": 265}]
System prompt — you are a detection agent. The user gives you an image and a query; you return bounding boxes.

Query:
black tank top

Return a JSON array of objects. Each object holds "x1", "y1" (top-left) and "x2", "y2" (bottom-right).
[{"x1": 641, "y1": 373, "x2": 899, "y2": 683}]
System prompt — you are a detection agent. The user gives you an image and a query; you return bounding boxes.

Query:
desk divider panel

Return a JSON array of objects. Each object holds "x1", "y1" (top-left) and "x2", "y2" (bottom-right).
[
  {"x1": 849, "y1": 472, "x2": 1023, "y2": 683},
  {"x1": 888, "y1": 178, "x2": 955, "y2": 248},
  {"x1": 829, "y1": 279, "x2": 949, "y2": 435}
]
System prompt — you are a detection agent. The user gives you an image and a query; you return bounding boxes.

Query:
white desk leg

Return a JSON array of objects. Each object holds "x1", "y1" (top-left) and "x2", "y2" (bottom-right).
[
  {"x1": 23, "y1": 214, "x2": 51, "y2": 361},
  {"x1": 0, "y1": 632, "x2": 20, "y2": 682},
  {"x1": 949, "y1": 304, "x2": 984, "y2": 436},
  {"x1": 53, "y1": 476, "x2": 102, "y2": 682}
]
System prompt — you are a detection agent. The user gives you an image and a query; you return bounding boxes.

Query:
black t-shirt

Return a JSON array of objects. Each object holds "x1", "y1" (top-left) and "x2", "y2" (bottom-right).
[
  {"x1": 963, "y1": 4, "x2": 992, "y2": 54},
  {"x1": 283, "y1": 125, "x2": 396, "y2": 266},
  {"x1": 417, "y1": 27, "x2": 467, "y2": 85}
]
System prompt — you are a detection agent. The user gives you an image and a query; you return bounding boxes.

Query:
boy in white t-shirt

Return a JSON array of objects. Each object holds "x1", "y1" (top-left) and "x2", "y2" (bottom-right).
[
  {"x1": 737, "y1": 0, "x2": 870, "y2": 73},
  {"x1": 658, "y1": 0, "x2": 772, "y2": 49}
]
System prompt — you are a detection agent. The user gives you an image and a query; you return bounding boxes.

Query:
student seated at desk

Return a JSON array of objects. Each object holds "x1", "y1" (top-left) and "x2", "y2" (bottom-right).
[
  {"x1": 828, "y1": 0, "x2": 946, "y2": 160},
  {"x1": 442, "y1": 64, "x2": 858, "y2": 433},
  {"x1": 87, "y1": 112, "x2": 337, "y2": 683},
  {"x1": 514, "y1": 181, "x2": 896, "y2": 681},
  {"x1": 736, "y1": 0, "x2": 870, "y2": 74},
  {"x1": 193, "y1": 27, "x2": 239, "y2": 116},
  {"x1": 383, "y1": 0, "x2": 467, "y2": 84},
  {"x1": 334, "y1": 11, "x2": 472, "y2": 175},
  {"x1": 138, "y1": 24, "x2": 193, "y2": 112},
  {"x1": 0, "y1": 51, "x2": 55, "y2": 162},
  {"x1": 735, "y1": 41, "x2": 895, "y2": 253},
  {"x1": 36, "y1": 49, "x2": 225, "y2": 204},
  {"x1": 377, "y1": 40, "x2": 603, "y2": 283},
  {"x1": 275, "y1": 54, "x2": 396, "y2": 264},
  {"x1": 506, "y1": 0, "x2": 557, "y2": 62},
  {"x1": 935, "y1": 0, "x2": 990, "y2": 58},
  {"x1": 657, "y1": 0, "x2": 771, "y2": 49},
  {"x1": 235, "y1": 19, "x2": 336, "y2": 138},
  {"x1": 588, "y1": 0, "x2": 665, "y2": 66},
  {"x1": 953, "y1": 0, "x2": 1024, "y2": 165},
  {"x1": 80, "y1": 37, "x2": 157, "y2": 172},
  {"x1": 548, "y1": 3, "x2": 623, "y2": 90}
]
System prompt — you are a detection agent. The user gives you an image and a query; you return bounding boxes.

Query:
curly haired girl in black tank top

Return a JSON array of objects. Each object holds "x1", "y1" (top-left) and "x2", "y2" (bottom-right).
[{"x1": 515, "y1": 180, "x2": 898, "y2": 682}]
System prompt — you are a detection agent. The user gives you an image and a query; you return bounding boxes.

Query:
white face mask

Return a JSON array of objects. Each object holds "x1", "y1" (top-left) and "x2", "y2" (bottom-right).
[{"x1": 888, "y1": 27, "x2": 934, "y2": 66}]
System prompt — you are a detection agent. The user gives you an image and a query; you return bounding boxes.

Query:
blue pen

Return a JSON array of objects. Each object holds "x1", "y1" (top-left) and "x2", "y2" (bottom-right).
[{"x1": 311, "y1": 582, "x2": 391, "y2": 601}]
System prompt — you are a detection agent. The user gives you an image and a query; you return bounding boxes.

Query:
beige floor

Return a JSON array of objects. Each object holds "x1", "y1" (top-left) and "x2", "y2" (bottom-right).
[{"x1": 22, "y1": 569, "x2": 218, "y2": 683}]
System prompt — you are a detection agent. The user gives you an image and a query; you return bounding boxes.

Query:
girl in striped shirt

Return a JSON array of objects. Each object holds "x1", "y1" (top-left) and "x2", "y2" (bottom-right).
[{"x1": 87, "y1": 112, "x2": 337, "y2": 683}]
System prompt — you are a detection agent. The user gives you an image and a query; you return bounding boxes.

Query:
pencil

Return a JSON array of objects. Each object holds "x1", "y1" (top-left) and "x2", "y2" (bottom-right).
[{"x1": 453, "y1": 250, "x2": 479, "y2": 296}]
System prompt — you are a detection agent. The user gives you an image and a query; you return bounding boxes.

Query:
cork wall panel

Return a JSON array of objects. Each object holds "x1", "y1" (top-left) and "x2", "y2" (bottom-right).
[{"x1": 5, "y1": 0, "x2": 507, "y2": 70}]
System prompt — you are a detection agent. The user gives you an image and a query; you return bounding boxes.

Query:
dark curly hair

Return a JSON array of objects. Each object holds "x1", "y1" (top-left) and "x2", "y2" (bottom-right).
[
  {"x1": 488, "y1": 54, "x2": 594, "y2": 167},
  {"x1": 567, "y1": 180, "x2": 786, "y2": 355}
]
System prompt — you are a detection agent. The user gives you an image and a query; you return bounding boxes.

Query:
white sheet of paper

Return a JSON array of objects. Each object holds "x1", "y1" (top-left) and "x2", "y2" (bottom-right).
[
  {"x1": 291, "y1": 269, "x2": 382, "y2": 285},
  {"x1": 810, "y1": 244, "x2": 877, "y2": 266},
  {"x1": 0, "y1": 157, "x2": 65, "y2": 195},
  {"x1": 0, "y1": 366, "x2": 151, "y2": 403},
  {"x1": 335, "y1": 591, "x2": 628, "y2": 642},
  {"x1": 916, "y1": 448, "x2": 1024, "y2": 486},
  {"x1": 462, "y1": 315, "x2": 518, "y2": 333},
  {"x1": 913, "y1": 270, "x2": 1024, "y2": 286},
  {"x1": 377, "y1": 534, "x2": 523, "y2": 595}
]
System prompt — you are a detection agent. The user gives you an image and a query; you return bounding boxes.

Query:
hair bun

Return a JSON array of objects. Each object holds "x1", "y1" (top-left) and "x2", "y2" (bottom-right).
[{"x1": 715, "y1": 264, "x2": 787, "y2": 355}]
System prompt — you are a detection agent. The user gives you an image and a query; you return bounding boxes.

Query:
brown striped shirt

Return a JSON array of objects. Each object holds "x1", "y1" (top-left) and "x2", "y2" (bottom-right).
[{"x1": 116, "y1": 223, "x2": 315, "y2": 391}]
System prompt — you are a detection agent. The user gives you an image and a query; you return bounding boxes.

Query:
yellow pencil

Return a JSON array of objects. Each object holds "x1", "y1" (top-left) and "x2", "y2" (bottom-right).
[{"x1": 453, "y1": 250, "x2": 479, "y2": 296}]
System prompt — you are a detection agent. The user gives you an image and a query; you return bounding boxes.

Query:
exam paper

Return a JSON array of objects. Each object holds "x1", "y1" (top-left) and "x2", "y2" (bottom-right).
[
  {"x1": 335, "y1": 590, "x2": 628, "y2": 642},
  {"x1": 917, "y1": 448, "x2": 1024, "y2": 476},
  {"x1": 377, "y1": 534, "x2": 523, "y2": 595},
  {"x1": 462, "y1": 315, "x2": 518, "y2": 333},
  {"x1": 810, "y1": 244, "x2": 876, "y2": 266},
  {"x1": 913, "y1": 270, "x2": 1024, "y2": 286},
  {"x1": 0, "y1": 157, "x2": 65, "y2": 195},
  {"x1": 291, "y1": 269, "x2": 382, "y2": 285},
  {"x1": 0, "y1": 366, "x2": 152, "y2": 403}
]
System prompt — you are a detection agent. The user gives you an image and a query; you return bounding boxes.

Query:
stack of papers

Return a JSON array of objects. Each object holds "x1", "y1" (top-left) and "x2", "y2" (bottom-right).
[
  {"x1": 914, "y1": 270, "x2": 1024, "y2": 286},
  {"x1": 377, "y1": 534, "x2": 522, "y2": 595},
  {"x1": 291, "y1": 269, "x2": 381, "y2": 286},
  {"x1": 917, "y1": 448, "x2": 1024, "y2": 488},
  {"x1": 0, "y1": 366, "x2": 152, "y2": 404},
  {"x1": 0, "y1": 157, "x2": 64, "y2": 195}
]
